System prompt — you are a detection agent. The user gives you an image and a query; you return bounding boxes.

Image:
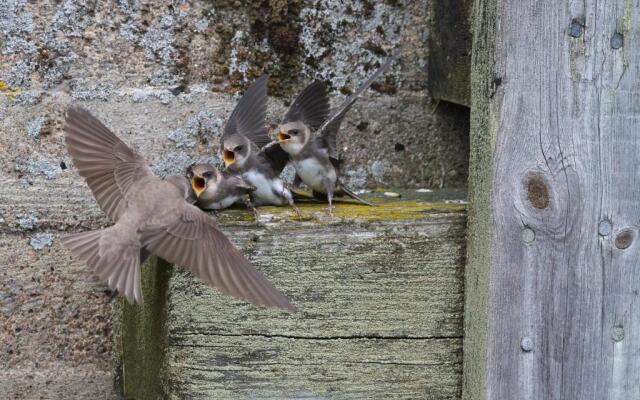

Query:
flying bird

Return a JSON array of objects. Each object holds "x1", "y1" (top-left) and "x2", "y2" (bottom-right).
[
  {"x1": 61, "y1": 107, "x2": 294, "y2": 310},
  {"x1": 275, "y1": 54, "x2": 397, "y2": 215},
  {"x1": 220, "y1": 75, "x2": 302, "y2": 218},
  {"x1": 187, "y1": 163, "x2": 259, "y2": 218}
]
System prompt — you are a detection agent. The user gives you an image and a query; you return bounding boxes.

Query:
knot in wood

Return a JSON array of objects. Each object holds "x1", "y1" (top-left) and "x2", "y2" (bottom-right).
[
  {"x1": 615, "y1": 229, "x2": 634, "y2": 250},
  {"x1": 525, "y1": 173, "x2": 550, "y2": 209}
]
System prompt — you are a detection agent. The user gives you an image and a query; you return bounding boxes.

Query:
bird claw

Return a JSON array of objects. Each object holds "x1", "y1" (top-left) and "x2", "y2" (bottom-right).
[
  {"x1": 326, "y1": 205, "x2": 334, "y2": 218},
  {"x1": 291, "y1": 204, "x2": 303, "y2": 220}
]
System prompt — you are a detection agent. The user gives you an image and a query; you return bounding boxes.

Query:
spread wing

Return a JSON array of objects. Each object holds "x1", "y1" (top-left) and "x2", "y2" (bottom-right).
[
  {"x1": 64, "y1": 107, "x2": 154, "y2": 222},
  {"x1": 282, "y1": 81, "x2": 330, "y2": 131},
  {"x1": 223, "y1": 75, "x2": 271, "y2": 148},
  {"x1": 144, "y1": 203, "x2": 294, "y2": 311},
  {"x1": 315, "y1": 52, "x2": 397, "y2": 157},
  {"x1": 258, "y1": 141, "x2": 290, "y2": 175}
]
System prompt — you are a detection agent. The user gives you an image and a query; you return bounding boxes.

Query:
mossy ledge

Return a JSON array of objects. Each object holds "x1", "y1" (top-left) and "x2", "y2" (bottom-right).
[{"x1": 215, "y1": 189, "x2": 467, "y2": 224}]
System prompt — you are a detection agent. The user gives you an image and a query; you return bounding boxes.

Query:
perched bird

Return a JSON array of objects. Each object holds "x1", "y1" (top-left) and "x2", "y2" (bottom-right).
[
  {"x1": 61, "y1": 107, "x2": 293, "y2": 310},
  {"x1": 187, "y1": 163, "x2": 259, "y2": 218},
  {"x1": 275, "y1": 55, "x2": 396, "y2": 215},
  {"x1": 220, "y1": 75, "x2": 302, "y2": 218}
]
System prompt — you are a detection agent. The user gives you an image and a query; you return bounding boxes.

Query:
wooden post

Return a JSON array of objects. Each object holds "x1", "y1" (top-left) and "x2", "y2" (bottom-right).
[
  {"x1": 464, "y1": 0, "x2": 640, "y2": 399},
  {"x1": 113, "y1": 258, "x2": 172, "y2": 400}
]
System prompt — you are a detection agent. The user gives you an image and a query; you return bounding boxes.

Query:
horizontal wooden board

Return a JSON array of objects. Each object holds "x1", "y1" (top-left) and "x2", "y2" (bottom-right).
[
  {"x1": 162, "y1": 206, "x2": 466, "y2": 398},
  {"x1": 166, "y1": 336, "x2": 462, "y2": 399}
]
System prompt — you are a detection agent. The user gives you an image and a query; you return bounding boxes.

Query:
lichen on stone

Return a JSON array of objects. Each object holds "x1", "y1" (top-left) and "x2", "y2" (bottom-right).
[
  {"x1": 27, "y1": 115, "x2": 45, "y2": 139},
  {"x1": 69, "y1": 78, "x2": 113, "y2": 100},
  {"x1": 154, "y1": 149, "x2": 222, "y2": 178},
  {"x1": 15, "y1": 157, "x2": 61, "y2": 180},
  {"x1": 5, "y1": 60, "x2": 33, "y2": 89},
  {"x1": 30, "y1": 232, "x2": 54, "y2": 250},
  {"x1": 298, "y1": 0, "x2": 402, "y2": 91},
  {"x1": 369, "y1": 159, "x2": 390, "y2": 184},
  {"x1": 344, "y1": 166, "x2": 368, "y2": 189},
  {"x1": 17, "y1": 212, "x2": 39, "y2": 230},
  {"x1": 167, "y1": 110, "x2": 224, "y2": 149},
  {"x1": 0, "y1": 0, "x2": 36, "y2": 55}
]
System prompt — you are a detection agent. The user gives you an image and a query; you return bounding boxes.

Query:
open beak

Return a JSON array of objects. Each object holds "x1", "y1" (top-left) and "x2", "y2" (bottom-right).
[
  {"x1": 191, "y1": 177, "x2": 206, "y2": 196},
  {"x1": 277, "y1": 132, "x2": 291, "y2": 143},
  {"x1": 223, "y1": 150, "x2": 236, "y2": 166}
]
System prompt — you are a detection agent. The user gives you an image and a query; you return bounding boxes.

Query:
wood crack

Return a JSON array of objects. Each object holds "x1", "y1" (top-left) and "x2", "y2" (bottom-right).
[{"x1": 170, "y1": 332, "x2": 462, "y2": 343}]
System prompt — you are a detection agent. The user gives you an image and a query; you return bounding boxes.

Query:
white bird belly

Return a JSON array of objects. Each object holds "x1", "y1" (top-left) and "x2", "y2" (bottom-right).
[
  {"x1": 295, "y1": 158, "x2": 336, "y2": 192},
  {"x1": 200, "y1": 195, "x2": 240, "y2": 210},
  {"x1": 243, "y1": 170, "x2": 287, "y2": 205}
]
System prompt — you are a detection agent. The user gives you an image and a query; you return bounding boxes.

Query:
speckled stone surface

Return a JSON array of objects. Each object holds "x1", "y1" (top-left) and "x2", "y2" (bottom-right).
[
  {"x1": 0, "y1": 0, "x2": 469, "y2": 189},
  {"x1": 0, "y1": 1, "x2": 469, "y2": 398}
]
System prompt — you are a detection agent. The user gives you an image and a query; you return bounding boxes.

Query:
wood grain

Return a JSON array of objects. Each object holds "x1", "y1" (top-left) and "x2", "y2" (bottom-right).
[
  {"x1": 465, "y1": 0, "x2": 640, "y2": 399},
  {"x1": 160, "y1": 208, "x2": 467, "y2": 399}
]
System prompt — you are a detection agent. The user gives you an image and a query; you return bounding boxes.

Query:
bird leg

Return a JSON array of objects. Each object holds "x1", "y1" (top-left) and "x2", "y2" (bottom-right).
[
  {"x1": 244, "y1": 195, "x2": 259, "y2": 220},
  {"x1": 322, "y1": 178, "x2": 334, "y2": 217},
  {"x1": 283, "y1": 189, "x2": 303, "y2": 220}
]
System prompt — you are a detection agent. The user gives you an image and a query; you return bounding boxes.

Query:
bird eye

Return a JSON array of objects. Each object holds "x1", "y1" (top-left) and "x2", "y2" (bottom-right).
[
  {"x1": 235, "y1": 145, "x2": 243, "y2": 152},
  {"x1": 203, "y1": 171, "x2": 213, "y2": 179},
  {"x1": 288, "y1": 129, "x2": 299, "y2": 136}
]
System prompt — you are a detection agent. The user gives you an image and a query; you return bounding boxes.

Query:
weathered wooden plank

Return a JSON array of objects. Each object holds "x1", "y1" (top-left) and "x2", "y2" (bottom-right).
[
  {"x1": 464, "y1": 0, "x2": 640, "y2": 399},
  {"x1": 166, "y1": 336, "x2": 462, "y2": 399},
  {"x1": 428, "y1": 0, "x2": 472, "y2": 106},
  {"x1": 159, "y1": 203, "x2": 466, "y2": 398}
]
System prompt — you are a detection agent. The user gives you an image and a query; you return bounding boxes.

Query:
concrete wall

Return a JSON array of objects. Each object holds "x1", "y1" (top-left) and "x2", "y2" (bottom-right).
[{"x1": 0, "y1": 0, "x2": 469, "y2": 397}]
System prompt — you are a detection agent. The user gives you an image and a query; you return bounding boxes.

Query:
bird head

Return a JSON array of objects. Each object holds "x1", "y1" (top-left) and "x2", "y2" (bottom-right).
[
  {"x1": 186, "y1": 163, "x2": 222, "y2": 198},
  {"x1": 276, "y1": 121, "x2": 310, "y2": 156},
  {"x1": 222, "y1": 134, "x2": 251, "y2": 170}
]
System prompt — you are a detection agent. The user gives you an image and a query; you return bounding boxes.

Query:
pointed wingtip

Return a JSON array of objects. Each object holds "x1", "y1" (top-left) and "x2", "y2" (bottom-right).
[{"x1": 274, "y1": 298, "x2": 297, "y2": 313}]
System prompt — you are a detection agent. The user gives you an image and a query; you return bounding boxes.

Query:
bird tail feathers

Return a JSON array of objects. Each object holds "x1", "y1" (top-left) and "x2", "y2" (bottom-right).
[
  {"x1": 61, "y1": 226, "x2": 144, "y2": 304},
  {"x1": 336, "y1": 186, "x2": 376, "y2": 206}
]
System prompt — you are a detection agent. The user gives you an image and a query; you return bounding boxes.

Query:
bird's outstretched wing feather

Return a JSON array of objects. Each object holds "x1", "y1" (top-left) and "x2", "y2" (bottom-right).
[
  {"x1": 143, "y1": 203, "x2": 294, "y2": 311},
  {"x1": 64, "y1": 107, "x2": 153, "y2": 222},
  {"x1": 223, "y1": 75, "x2": 271, "y2": 148},
  {"x1": 315, "y1": 52, "x2": 398, "y2": 157},
  {"x1": 282, "y1": 81, "x2": 330, "y2": 131}
]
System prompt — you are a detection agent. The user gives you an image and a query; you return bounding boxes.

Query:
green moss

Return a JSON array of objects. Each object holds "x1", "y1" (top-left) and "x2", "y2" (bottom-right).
[
  {"x1": 215, "y1": 199, "x2": 465, "y2": 225},
  {"x1": 113, "y1": 257, "x2": 173, "y2": 400}
]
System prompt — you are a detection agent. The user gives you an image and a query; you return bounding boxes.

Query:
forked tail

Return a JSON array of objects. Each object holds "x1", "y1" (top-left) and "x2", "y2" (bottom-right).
[{"x1": 61, "y1": 227, "x2": 144, "y2": 304}]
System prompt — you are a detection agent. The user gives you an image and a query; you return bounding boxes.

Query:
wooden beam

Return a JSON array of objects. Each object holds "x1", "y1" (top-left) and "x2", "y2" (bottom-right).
[
  {"x1": 428, "y1": 0, "x2": 472, "y2": 106},
  {"x1": 464, "y1": 0, "x2": 640, "y2": 398},
  {"x1": 113, "y1": 257, "x2": 172, "y2": 400},
  {"x1": 116, "y1": 195, "x2": 467, "y2": 398}
]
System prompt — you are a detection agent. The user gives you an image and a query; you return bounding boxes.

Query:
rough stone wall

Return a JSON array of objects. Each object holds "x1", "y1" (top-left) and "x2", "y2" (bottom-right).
[
  {"x1": 1, "y1": 0, "x2": 469, "y2": 188},
  {"x1": 0, "y1": 0, "x2": 469, "y2": 398}
]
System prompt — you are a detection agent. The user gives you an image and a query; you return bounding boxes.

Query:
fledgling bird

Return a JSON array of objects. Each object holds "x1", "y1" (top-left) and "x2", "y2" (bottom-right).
[
  {"x1": 275, "y1": 54, "x2": 397, "y2": 215},
  {"x1": 220, "y1": 75, "x2": 302, "y2": 218},
  {"x1": 61, "y1": 107, "x2": 293, "y2": 311},
  {"x1": 187, "y1": 163, "x2": 259, "y2": 218}
]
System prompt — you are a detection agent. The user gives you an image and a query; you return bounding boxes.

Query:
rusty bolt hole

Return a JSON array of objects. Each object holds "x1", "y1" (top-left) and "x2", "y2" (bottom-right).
[
  {"x1": 525, "y1": 173, "x2": 550, "y2": 209},
  {"x1": 615, "y1": 230, "x2": 635, "y2": 250}
]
